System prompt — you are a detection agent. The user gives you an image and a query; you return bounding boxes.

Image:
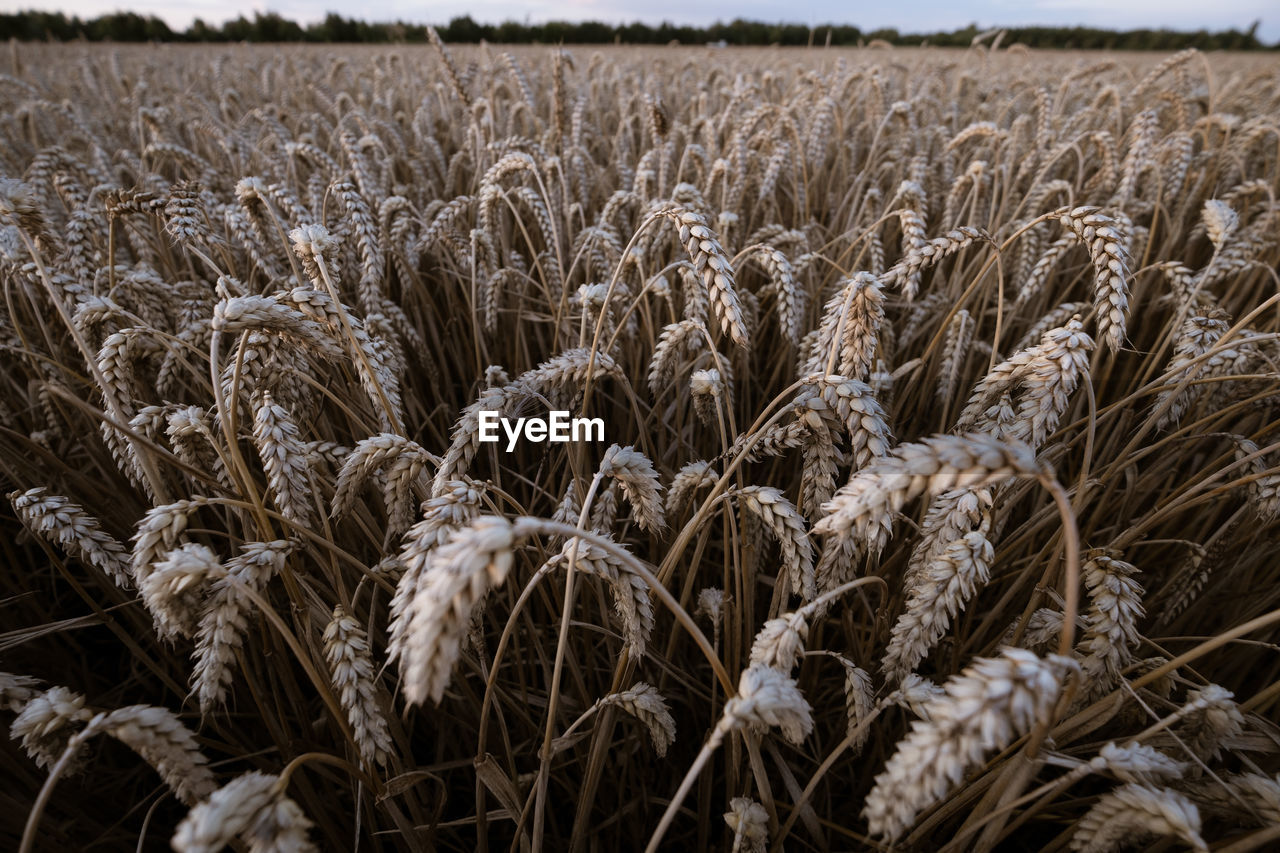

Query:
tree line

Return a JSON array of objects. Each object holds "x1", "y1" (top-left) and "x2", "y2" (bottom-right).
[{"x1": 1, "y1": 10, "x2": 1273, "y2": 50}]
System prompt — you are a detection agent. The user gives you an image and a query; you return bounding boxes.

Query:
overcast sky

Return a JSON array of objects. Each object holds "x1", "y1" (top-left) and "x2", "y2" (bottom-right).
[{"x1": 13, "y1": 0, "x2": 1280, "y2": 42}]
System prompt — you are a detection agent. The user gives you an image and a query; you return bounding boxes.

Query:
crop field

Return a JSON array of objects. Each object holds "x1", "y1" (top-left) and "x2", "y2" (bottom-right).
[{"x1": 1, "y1": 39, "x2": 1279, "y2": 851}]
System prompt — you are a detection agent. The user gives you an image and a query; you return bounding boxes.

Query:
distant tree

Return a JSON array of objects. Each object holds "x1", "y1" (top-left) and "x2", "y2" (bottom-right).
[
  {"x1": 220, "y1": 16, "x2": 252, "y2": 41},
  {"x1": 86, "y1": 12, "x2": 171, "y2": 42},
  {"x1": 491, "y1": 20, "x2": 524, "y2": 43},
  {"x1": 0, "y1": 9, "x2": 1274, "y2": 48},
  {"x1": 188, "y1": 18, "x2": 223, "y2": 42},
  {"x1": 250, "y1": 13, "x2": 303, "y2": 42},
  {"x1": 866, "y1": 28, "x2": 900, "y2": 43},
  {"x1": 324, "y1": 13, "x2": 360, "y2": 42},
  {"x1": 443, "y1": 15, "x2": 487, "y2": 42}
]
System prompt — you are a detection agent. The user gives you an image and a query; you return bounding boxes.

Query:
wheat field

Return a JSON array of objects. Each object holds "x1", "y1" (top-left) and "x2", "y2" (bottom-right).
[{"x1": 1, "y1": 39, "x2": 1279, "y2": 851}]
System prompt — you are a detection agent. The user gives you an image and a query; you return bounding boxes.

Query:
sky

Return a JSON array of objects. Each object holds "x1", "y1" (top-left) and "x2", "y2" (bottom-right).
[{"x1": 8, "y1": 0, "x2": 1278, "y2": 42}]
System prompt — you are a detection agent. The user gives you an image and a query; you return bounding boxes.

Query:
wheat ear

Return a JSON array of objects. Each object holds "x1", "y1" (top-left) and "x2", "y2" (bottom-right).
[
  {"x1": 647, "y1": 318, "x2": 708, "y2": 396},
  {"x1": 11, "y1": 686, "x2": 93, "y2": 770},
  {"x1": 130, "y1": 496, "x2": 213, "y2": 589},
  {"x1": 172, "y1": 771, "x2": 316, "y2": 853},
  {"x1": 598, "y1": 683, "x2": 676, "y2": 756},
  {"x1": 667, "y1": 460, "x2": 721, "y2": 517},
  {"x1": 1175, "y1": 684, "x2": 1245, "y2": 761},
  {"x1": 324, "y1": 605, "x2": 392, "y2": 766},
  {"x1": 882, "y1": 529, "x2": 995, "y2": 682},
  {"x1": 863, "y1": 649, "x2": 1076, "y2": 841},
  {"x1": 1070, "y1": 784, "x2": 1206, "y2": 853},
  {"x1": 85, "y1": 704, "x2": 216, "y2": 805},
  {"x1": 545, "y1": 535, "x2": 654, "y2": 658},
  {"x1": 813, "y1": 433, "x2": 1045, "y2": 552},
  {"x1": 841, "y1": 660, "x2": 876, "y2": 753},
  {"x1": 141, "y1": 542, "x2": 223, "y2": 642},
  {"x1": 390, "y1": 516, "x2": 535, "y2": 705},
  {"x1": 1059, "y1": 206, "x2": 1131, "y2": 352},
  {"x1": 734, "y1": 486, "x2": 814, "y2": 601},
  {"x1": 808, "y1": 272, "x2": 884, "y2": 380},
  {"x1": 663, "y1": 206, "x2": 748, "y2": 347},
  {"x1": 191, "y1": 540, "x2": 293, "y2": 713},
  {"x1": 0, "y1": 672, "x2": 41, "y2": 712},
  {"x1": 798, "y1": 374, "x2": 894, "y2": 471},
  {"x1": 748, "y1": 611, "x2": 810, "y2": 673},
  {"x1": 598, "y1": 444, "x2": 666, "y2": 533},
  {"x1": 1153, "y1": 314, "x2": 1229, "y2": 430},
  {"x1": 10, "y1": 488, "x2": 130, "y2": 587},
  {"x1": 433, "y1": 349, "x2": 622, "y2": 492},
  {"x1": 251, "y1": 391, "x2": 314, "y2": 528},
  {"x1": 646, "y1": 665, "x2": 811, "y2": 853},
  {"x1": 1079, "y1": 553, "x2": 1144, "y2": 682},
  {"x1": 1188, "y1": 773, "x2": 1280, "y2": 827},
  {"x1": 724, "y1": 797, "x2": 769, "y2": 853}
]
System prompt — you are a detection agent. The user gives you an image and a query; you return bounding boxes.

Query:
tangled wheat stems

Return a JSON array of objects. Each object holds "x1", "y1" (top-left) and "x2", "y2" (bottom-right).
[{"x1": 2, "y1": 40, "x2": 1280, "y2": 852}]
